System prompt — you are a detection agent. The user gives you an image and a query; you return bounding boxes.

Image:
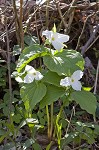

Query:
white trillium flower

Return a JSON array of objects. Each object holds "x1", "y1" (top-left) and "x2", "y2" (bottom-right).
[
  {"x1": 42, "y1": 30, "x2": 69, "y2": 51},
  {"x1": 24, "y1": 65, "x2": 43, "y2": 83},
  {"x1": 60, "y1": 70, "x2": 83, "y2": 91},
  {"x1": 15, "y1": 65, "x2": 43, "y2": 83},
  {"x1": 15, "y1": 76, "x2": 23, "y2": 83}
]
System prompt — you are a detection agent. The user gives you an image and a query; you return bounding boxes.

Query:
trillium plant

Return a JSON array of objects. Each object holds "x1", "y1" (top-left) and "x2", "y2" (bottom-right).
[{"x1": 14, "y1": 25, "x2": 97, "y2": 148}]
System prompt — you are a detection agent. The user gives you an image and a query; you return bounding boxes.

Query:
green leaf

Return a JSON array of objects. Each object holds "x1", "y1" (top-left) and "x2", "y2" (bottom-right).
[
  {"x1": 17, "y1": 44, "x2": 48, "y2": 72},
  {"x1": 0, "y1": 132, "x2": 10, "y2": 143},
  {"x1": 83, "y1": 87, "x2": 92, "y2": 91},
  {"x1": 42, "y1": 71, "x2": 62, "y2": 87},
  {"x1": 13, "y1": 45, "x2": 21, "y2": 56},
  {"x1": 39, "y1": 118, "x2": 46, "y2": 125},
  {"x1": 33, "y1": 143, "x2": 42, "y2": 150},
  {"x1": 71, "y1": 91, "x2": 97, "y2": 117},
  {"x1": 3, "y1": 143, "x2": 15, "y2": 150},
  {"x1": 40, "y1": 84, "x2": 65, "y2": 108},
  {"x1": 0, "y1": 129, "x2": 6, "y2": 136},
  {"x1": 3, "y1": 106, "x2": 10, "y2": 116},
  {"x1": 20, "y1": 82, "x2": 47, "y2": 110},
  {"x1": 96, "y1": 102, "x2": 99, "y2": 118},
  {"x1": 12, "y1": 114, "x2": 22, "y2": 123},
  {"x1": 43, "y1": 50, "x2": 84, "y2": 75},
  {"x1": 22, "y1": 138, "x2": 35, "y2": 149},
  {"x1": 46, "y1": 141, "x2": 53, "y2": 150},
  {"x1": 24, "y1": 35, "x2": 39, "y2": 45},
  {"x1": 0, "y1": 103, "x2": 5, "y2": 109},
  {"x1": 61, "y1": 132, "x2": 79, "y2": 147}
]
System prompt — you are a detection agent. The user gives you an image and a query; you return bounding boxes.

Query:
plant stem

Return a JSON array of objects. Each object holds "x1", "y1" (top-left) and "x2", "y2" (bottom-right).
[
  {"x1": 53, "y1": 97, "x2": 69, "y2": 138},
  {"x1": 20, "y1": 0, "x2": 24, "y2": 51},
  {"x1": 57, "y1": 99, "x2": 68, "y2": 122},
  {"x1": 46, "y1": 105, "x2": 50, "y2": 139},
  {"x1": 12, "y1": 0, "x2": 21, "y2": 46},
  {"x1": 53, "y1": 102, "x2": 65, "y2": 141},
  {"x1": 65, "y1": 106, "x2": 75, "y2": 136},
  {"x1": 50, "y1": 102, "x2": 53, "y2": 139},
  {"x1": 46, "y1": 0, "x2": 49, "y2": 28},
  {"x1": 5, "y1": 11, "x2": 12, "y2": 121}
]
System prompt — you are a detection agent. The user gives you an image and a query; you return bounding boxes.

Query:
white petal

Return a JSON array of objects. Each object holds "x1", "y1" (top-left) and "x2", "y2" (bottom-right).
[
  {"x1": 51, "y1": 32, "x2": 58, "y2": 41},
  {"x1": 57, "y1": 33, "x2": 69, "y2": 43},
  {"x1": 24, "y1": 74, "x2": 34, "y2": 83},
  {"x1": 42, "y1": 30, "x2": 52, "y2": 42},
  {"x1": 71, "y1": 80, "x2": 82, "y2": 91},
  {"x1": 52, "y1": 40, "x2": 64, "y2": 51},
  {"x1": 25, "y1": 65, "x2": 36, "y2": 74},
  {"x1": 15, "y1": 76, "x2": 23, "y2": 83},
  {"x1": 71, "y1": 70, "x2": 83, "y2": 81},
  {"x1": 60, "y1": 77, "x2": 71, "y2": 87},
  {"x1": 42, "y1": 30, "x2": 49, "y2": 37},
  {"x1": 34, "y1": 71, "x2": 43, "y2": 80}
]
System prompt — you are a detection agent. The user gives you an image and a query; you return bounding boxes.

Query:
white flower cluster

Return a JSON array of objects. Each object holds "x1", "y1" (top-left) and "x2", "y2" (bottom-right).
[
  {"x1": 16, "y1": 28, "x2": 83, "y2": 91},
  {"x1": 42, "y1": 29, "x2": 83, "y2": 91},
  {"x1": 15, "y1": 65, "x2": 43, "y2": 83}
]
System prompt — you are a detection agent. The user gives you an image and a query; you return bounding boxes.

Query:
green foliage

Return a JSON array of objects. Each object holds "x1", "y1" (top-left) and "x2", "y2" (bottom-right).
[
  {"x1": 40, "y1": 84, "x2": 65, "y2": 108},
  {"x1": 12, "y1": 114, "x2": 22, "y2": 123},
  {"x1": 22, "y1": 138, "x2": 35, "y2": 149},
  {"x1": 43, "y1": 50, "x2": 84, "y2": 75},
  {"x1": 13, "y1": 40, "x2": 97, "y2": 148},
  {"x1": 0, "y1": 32, "x2": 98, "y2": 149},
  {"x1": 42, "y1": 71, "x2": 62, "y2": 87},
  {"x1": 61, "y1": 121, "x2": 99, "y2": 149},
  {"x1": 0, "y1": 90, "x2": 20, "y2": 117},
  {"x1": 32, "y1": 143, "x2": 42, "y2": 150},
  {"x1": 0, "y1": 65, "x2": 7, "y2": 87},
  {"x1": 2, "y1": 142, "x2": 15, "y2": 150},
  {"x1": 37, "y1": 109, "x2": 47, "y2": 125},
  {"x1": 13, "y1": 45, "x2": 21, "y2": 55},
  {"x1": 16, "y1": 44, "x2": 48, "y2": 72},
  {"x1": 20, "y1": 81, "x2": 47, "y2": 110},
  {"x1": 24, "y1": 35, "x2": 39, "y2": 45},
  {"x1": 71, "y1": 91, "x2": 97, "y2": 117}
]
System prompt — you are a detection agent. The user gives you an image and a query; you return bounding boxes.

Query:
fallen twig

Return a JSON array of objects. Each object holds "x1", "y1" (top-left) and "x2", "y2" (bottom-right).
[
  {"x1": 75, "y1": 12, "x2": 95, "y2": 51},
  {"x1": 94, "y1": 59, "x2": 99, "y2": 94},
  {"x1": 81, "y1": 23, "x2": 99, "y2": 55}
]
